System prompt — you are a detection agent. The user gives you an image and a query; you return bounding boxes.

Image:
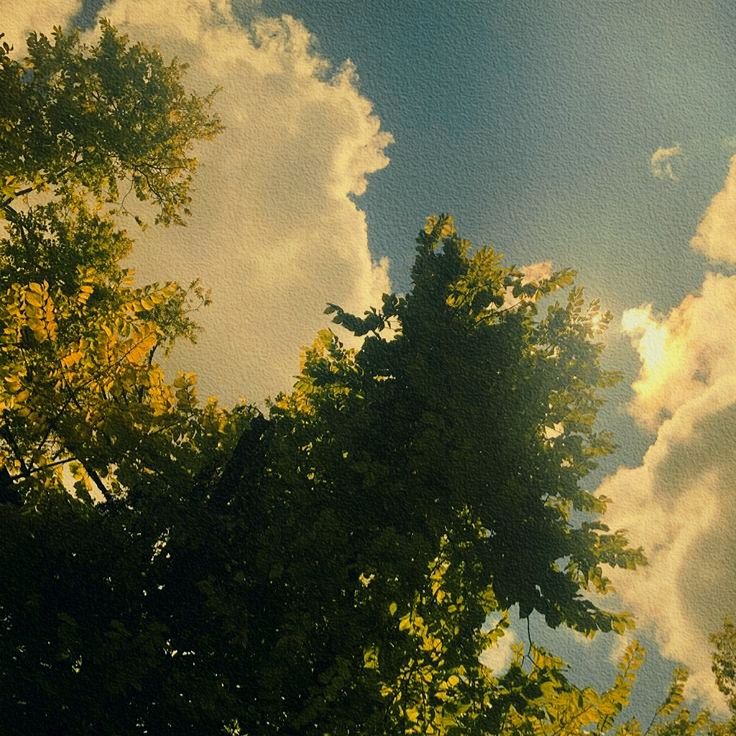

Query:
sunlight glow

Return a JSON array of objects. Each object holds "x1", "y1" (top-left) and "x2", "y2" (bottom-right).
[
  {"x1": 622, "y1": 305, "x2": 669, "y2": 377},
  {"x1": 589, "y1": 311, "x2": 605, "y2": 333}
]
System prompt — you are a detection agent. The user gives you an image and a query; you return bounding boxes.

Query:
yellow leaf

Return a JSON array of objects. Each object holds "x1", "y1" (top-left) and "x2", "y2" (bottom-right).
[
  {"x1": 24, "y1": 291, "x2": 43, "y2": 308},
  {"x1": 4, "y1": 375, "x2": 22, "y2": 392},
  {"x1": 363, "y1": 647, "x2": 379, "y2": 670},
  {"x1": 406, "y1": 705, "x2": 419, "y2": 723},
  {"x1": 61, "y1": 351, "x2": 84, "y2": 369},
  {"x1": 77, "y1": 284, "x2": 94, "y2": 304},
  {"x1": 28, "y1": 319, "x2": 49, "y2": 341}
]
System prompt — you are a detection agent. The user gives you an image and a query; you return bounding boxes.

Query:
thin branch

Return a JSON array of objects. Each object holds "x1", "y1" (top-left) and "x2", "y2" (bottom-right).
[
  {"x1": 8, "y1": 455, "x2": 75, "y2": 479},
  {"x1": 0, "y1": 426, "x2": 31, "y2": 478},
  {"x1": 1, "y1": 160, "x2": 81, "y2": 210}
]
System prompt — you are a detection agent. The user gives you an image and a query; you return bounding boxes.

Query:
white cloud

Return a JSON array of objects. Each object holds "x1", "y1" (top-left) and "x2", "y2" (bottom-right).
[
  {"x1": 82, "y1": 0, "x2": 392, "y2": 404},
  {"x1": 602, "y1": 273, "x2": 736, "y2": 711},
  {"x1": 503, "y1": 261, "x2": 553, "y2": 309},
  {"x1": 650, "y1": 144, "x2": 683, "y2": 182},
  {"x1": 622, "y1": 273, "x2": 736, "y2": 429},
  {"x1": 479, "y1": 627, "x2": 518, "y2": 677},
  {"x1": 0, "y1": 0, "x2": 81, "y2": 53},
  {"x1": 520, "y1": 260, "x2": 553, "y2": 284},
  {"x1": 691, "y1": 155, "x2": 736, "y2": 263}
]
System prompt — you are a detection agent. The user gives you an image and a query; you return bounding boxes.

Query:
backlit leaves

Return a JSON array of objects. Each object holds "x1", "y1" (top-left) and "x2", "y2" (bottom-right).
[
  {"x1": 0, "y1": 21, "x2": 221, "y2": 226},
  {"x1": 0, "y1": 21, "x2": 224, "y2": 503}
]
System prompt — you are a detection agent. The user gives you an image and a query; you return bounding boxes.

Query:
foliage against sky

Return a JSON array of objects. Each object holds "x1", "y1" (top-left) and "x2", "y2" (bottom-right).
[
  {"x1": 0, "y1": 21, "x2": 655, "y2": 733},
  {"x1": 3, "y1": 0, "x2": 736, "y2": 723}
]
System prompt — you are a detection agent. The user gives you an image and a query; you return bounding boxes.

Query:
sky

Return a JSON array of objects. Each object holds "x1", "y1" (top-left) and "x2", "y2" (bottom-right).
[{"x1": 4, "y1": 0, "x2": 736, "y2": 720}]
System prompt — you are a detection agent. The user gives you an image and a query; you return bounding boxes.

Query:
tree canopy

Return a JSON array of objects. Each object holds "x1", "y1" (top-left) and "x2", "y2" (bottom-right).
[
  {"x1": 0, "y1": 20, "x2": 733, "y2": 736},
  {"x1": 0, "y1": 21, "x2": 230, "y2": 507}
]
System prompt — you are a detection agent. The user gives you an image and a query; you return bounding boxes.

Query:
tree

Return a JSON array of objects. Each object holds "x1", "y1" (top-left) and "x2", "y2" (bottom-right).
[
  {"x1": 0, "y1": 20, "x2": 729, "y2": 736},
  {"x1": 220, "y1": 214, "x2": 646, "y2": 733},
  {"x1": 0, "y1": 21, "x2": 227, "y2": 504},
  {"x1": 0, "y1": 22, "x2": 258, "y2": 734},
  {"x1": 712, "y1": 620, "x2": 736, "y2": 722}
]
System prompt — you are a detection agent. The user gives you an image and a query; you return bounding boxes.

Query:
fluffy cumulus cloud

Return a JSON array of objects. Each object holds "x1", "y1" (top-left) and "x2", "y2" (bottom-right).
[
  {"x1": 0, "y1": 0, "x2": 82, "y2": 52},
  {"x1": 691, "y1": 155, "x2": 736, "y2": 263},
  {"x1": 620, "y1": 274, "x2": 736, "y2": 430},
  {"x1": 600, "y1": 270, "x2": 736, "y2": 710},
  {"x1": 75, "y1": 0, "x2": 393, "y2": 403},
  {"x1": 650, "y1": 144, "x2": 684, "y2": 182}
]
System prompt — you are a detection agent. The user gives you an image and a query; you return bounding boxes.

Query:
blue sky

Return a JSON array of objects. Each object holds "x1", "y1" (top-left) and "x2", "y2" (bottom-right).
[
  {"x1": 257, "y1": 0, "x2": 736, "y2": 474},
  {"x1": 253, "y1": 0, "x2": 736, "y2": 715},
  {"x1": 262, "y1": 0, "x2": 732, "y2": 301}
]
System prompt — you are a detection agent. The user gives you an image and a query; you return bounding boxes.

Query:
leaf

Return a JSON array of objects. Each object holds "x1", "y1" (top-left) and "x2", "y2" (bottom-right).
[{"x1": 61, "y1": 351, "x2": 84, "y2": 369}]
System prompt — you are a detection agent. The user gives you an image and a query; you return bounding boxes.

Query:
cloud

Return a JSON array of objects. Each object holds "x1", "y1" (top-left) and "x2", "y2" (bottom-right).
[
  {"x1": 691, "y1": 155, "x2": 736, "y2": 263},
  {"x1": 0, "y1": 0, "x2": 82, "y2": 52},
  {"x1": 622, "y1": 274, "x2": 736, "y2": 429},
  {"x1": 650, "y1": 144, "x2": 684, "y2": 182},
  {"x1": 602, "y1": 273, "x2": 736, "y2": 711},
  {"x1": 81, "y1": 0, "x2": 392, "y2": 404},
  {"x1": 520, "y1": 261, "x2": 553, "y2": 284},
  {"x1": 479, "y1": 627, "x2": 518, "y2": 677},
  {"x1": 503, "y1": 261, "x2": 553, "y2": 309}
]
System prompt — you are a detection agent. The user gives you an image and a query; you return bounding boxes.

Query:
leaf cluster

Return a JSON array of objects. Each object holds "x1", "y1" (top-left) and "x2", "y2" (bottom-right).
[{"x1": 0, "y1": 21, "x2": 221, "y2": 225}]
